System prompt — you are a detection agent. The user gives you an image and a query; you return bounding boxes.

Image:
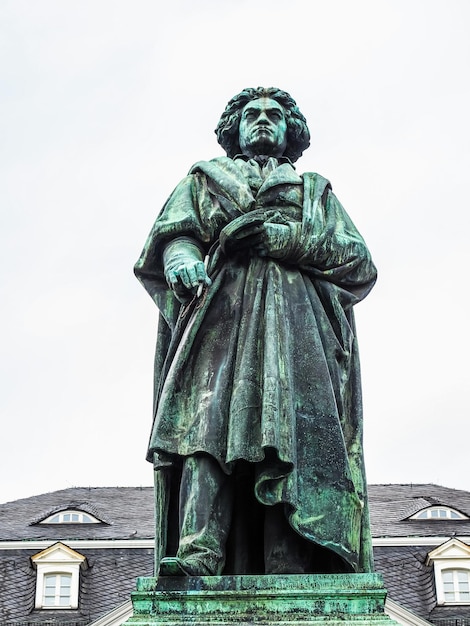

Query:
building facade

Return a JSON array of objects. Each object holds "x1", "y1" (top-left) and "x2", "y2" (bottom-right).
[{"x1": 2, "y1": 484, "x2": 470, "y2": 626}]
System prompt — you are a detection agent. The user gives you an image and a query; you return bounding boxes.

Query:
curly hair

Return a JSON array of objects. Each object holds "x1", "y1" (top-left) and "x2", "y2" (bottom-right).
[{"x1": 215, "y1": 87, "x2": 310, "y2": 162}]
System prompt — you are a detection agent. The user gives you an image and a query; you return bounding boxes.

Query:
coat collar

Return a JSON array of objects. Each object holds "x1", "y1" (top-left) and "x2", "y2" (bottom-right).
[{"x1": 189, "y1": 156, "x2": 303, "y2": 215}]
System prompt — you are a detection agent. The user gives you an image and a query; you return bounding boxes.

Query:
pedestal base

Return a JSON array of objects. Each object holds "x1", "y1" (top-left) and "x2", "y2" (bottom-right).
[{"x1": 124, "y1": 573, "x2": 398, "y2": 625}]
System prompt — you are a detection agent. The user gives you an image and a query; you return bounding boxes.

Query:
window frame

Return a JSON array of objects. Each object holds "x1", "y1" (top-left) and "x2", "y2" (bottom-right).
[
  {"x1": 410, "y1": 506, "x2": 468, "y2": 520},
  {"x1": 42, "y1": 572, "x2": 73, "y2": 608},
  {"x1": 441, "y1": 568, "x2": 470, "y2": 604},
  {"x1": 34, "y1": 564, "x2": 80, "y2": 609}
]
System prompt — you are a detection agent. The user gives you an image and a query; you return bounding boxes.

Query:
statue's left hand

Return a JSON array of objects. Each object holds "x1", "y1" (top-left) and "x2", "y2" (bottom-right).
[
  {"x1": 226, "y1": 222, "x2": 291, "y2": 259},
  {"x1": 252, "y1": 223, "x2": 291, "y2": 259}
]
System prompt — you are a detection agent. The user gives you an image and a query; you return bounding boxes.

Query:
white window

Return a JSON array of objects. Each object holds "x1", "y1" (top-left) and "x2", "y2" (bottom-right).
[
  {"x1": 40, "y1": 509, "x2": 100, "y2": 524},
  {"x1": 43, "y1": 573, "x2": 73, "y2": 607},
  {"x1": 442, "y1": 569, "x2": 470, "y2": 603},
  {"x1": 411, "y1": 506, "x2": 467, "y2": 520},
  {"x1": 31, "y1": 543, "x2": 87, "y2": 610}
]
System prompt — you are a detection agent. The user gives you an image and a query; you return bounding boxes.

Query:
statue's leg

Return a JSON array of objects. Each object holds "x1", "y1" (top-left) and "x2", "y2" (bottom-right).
[
  {"x1": 153, "y1": 467, "x2": 171, "y2": 574},
  {"x1": 264, "y1": 504, "x2": 316, "y2": 573},
  {"x1": 264, "y1": 504, "x2": 352, "y2": 574},
  {"x1": 176, "y1": 454, "x2": 233, "y2": 575}
]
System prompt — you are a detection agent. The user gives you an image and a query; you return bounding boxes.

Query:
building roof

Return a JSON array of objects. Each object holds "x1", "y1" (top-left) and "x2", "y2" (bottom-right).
[
  {"x1": 3, "y1": 483, "x2": 470, "y2": 543},
  {"x1": 369, "y1": 484, "x2": 470, "y2": 625},
  {"x1": 0, "y1": 486, "x2": 155, "y2": 541},
  {"x1": 368, "y1": 484, "x2": 470, "y2": 538}
]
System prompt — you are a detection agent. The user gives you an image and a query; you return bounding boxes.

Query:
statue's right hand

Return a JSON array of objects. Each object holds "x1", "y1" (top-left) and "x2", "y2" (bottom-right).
[
  {"x1": 166, "y1": 260, "x2": 211, "y2": 291},
  {"x1": 165, "y1": 260, "x2": 211, "y2": 303},
  {"x1": 163, "y1": 238, "x2": 211, "y2": 303}
]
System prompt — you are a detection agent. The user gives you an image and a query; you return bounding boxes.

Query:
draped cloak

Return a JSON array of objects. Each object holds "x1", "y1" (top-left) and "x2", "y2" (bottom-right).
[{"x1": 134, "y1": 156, "x2": 377, "y2": 573}]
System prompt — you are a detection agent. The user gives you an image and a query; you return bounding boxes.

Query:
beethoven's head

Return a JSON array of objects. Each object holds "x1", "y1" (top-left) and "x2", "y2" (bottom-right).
[{"x1": 215, "y1": 87, "x2": 310, "y2": 162}]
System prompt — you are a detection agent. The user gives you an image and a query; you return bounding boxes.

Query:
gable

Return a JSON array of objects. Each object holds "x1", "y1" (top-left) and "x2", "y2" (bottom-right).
[
  {"x1": 427, "y1": 538, "x2": 470, "y2": 563},
  {"x1": 31, "y1": 541, "x2": 87, "y2": 565}
]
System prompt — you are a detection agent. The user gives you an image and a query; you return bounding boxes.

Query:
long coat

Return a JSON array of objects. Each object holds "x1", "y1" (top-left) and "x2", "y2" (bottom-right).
[{"x1": 135, "y1": 156, "x2": 377, "y2": 572}]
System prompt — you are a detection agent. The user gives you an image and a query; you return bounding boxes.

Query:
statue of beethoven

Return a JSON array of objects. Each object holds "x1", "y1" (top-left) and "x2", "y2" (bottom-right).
[{"x1": 135, "y1": 87, "x2": 377, "y2": 577}]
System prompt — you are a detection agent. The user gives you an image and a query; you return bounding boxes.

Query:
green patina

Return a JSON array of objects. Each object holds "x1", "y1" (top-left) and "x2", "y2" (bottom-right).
[
  {"x1": 135, "y1": 87, "x2": 377, "y2": 578},
  {"x1": 124, "y1": 574, "x2": 398, "y2": 625}
]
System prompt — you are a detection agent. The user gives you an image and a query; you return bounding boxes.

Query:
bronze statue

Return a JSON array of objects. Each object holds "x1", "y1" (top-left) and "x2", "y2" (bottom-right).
[{"x1": 135, "y1": 87, "x2": 377, "y2": 577}]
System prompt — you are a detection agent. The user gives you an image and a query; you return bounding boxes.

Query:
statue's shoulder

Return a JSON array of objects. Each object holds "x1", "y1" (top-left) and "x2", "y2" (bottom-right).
[
  {"x1": 301, "y1": 171, "x2": 332, "y2": 198},
  {"x1": 188, "y1": 156, "x2": 236, "y2": 175},
  {"x1": 301, "y1": 171, "x2": 331, "y2": 186}
]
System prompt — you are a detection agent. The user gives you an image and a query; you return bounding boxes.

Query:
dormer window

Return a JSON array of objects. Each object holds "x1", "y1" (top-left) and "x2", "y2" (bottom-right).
[
  {"x1": 410, "y1": 506, "x2": 468, "y2": 520},
  {"x1": 40, "y1": 510, "x2": 100, "y2": 524},
  {"x1": 31, "y1": 542, "x2": 87, "y2": 609},
  {"x1": 427, "y1": 538, "x2": 470, "y2": 605}
]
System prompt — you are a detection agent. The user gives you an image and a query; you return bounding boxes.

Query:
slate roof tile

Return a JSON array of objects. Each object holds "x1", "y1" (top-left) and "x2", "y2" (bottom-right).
[
  {"x1": 374, "y1": 546, "x2": 437, "y2": 618},
  {"x1": 429, "y1": 604, "x2": 470, "y2": 625},
  {"x1": 0, "y1": 487, "x2": 154, "y2": 541},
  {"x1": 0, "y1": 550, "x2": 39, "y2": 621},
  {"x1": 368, "y1": 484, "x2": 470, "y2": 538}
]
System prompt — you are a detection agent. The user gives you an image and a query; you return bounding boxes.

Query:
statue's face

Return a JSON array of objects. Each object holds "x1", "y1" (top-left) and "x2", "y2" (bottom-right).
[{"x1": 238, "y1": 97, "x2": 288, "y2": 158}]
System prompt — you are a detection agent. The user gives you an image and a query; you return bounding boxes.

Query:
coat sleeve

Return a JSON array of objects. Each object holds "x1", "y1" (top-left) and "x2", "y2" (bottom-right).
[
  {"x1": 134, "y1": 173, "x2": 215, "y2": 327},
  {"x1": 297, "y1": 187, "x2": 377, "y2": 310}
]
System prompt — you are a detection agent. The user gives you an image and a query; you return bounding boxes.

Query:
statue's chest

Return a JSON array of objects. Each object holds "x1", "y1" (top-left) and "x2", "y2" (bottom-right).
[{"x1": 254, "y1": 183, "x2": 303, "y2": 211}]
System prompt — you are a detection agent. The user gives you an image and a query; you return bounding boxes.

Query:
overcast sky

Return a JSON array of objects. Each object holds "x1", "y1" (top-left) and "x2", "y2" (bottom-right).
[{"x1": 1, "y1": 0, "x2": 469, "y2": 505}]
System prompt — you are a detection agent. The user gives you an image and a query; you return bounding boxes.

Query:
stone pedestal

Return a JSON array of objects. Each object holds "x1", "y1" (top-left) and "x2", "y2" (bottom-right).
[{"x1": 123, "y1": 573, "x2": 398, "y2": 625}]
